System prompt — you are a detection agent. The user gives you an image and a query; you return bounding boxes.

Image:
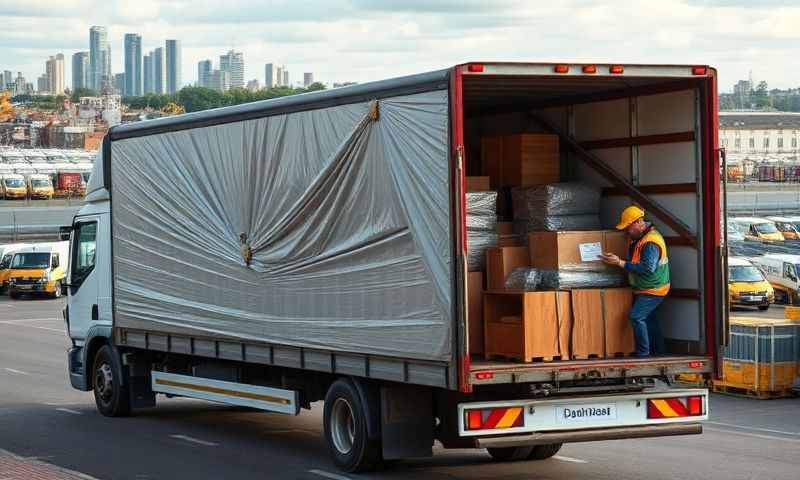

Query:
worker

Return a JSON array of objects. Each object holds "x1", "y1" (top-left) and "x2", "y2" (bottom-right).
[{"x1": 600, "y1": 205, "x2": 670, "y2": 357}]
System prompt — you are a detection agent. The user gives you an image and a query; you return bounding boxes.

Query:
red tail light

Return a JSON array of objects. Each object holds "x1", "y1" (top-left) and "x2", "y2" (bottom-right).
[
  {"x1": 467, "y1": 410, "x2": 483, "y2": 430},
  {"x1": 554, "y1": 64, "x2": 570, "y2": 74},
  {"x1": 692, "y1": 66, "x2": 707, "y2": 76},
  {"x1": 475, "y1": 371, "x2": 494, "y2": 380},
  {"x1": 687, "y1": 396, "x2": 704, "y2": 416},
  {"x1": 467, "y1": 64, "x2": 484, "y2": 73},
  {"x1": 582, "y1": 65, "x2": 597, "y2": 74},
  {"x1": 609, "y1": 65, "x2": 624, "y2": 74}
]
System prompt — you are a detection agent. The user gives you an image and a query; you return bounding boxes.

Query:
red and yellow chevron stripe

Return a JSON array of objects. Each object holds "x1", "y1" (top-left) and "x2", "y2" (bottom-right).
[
  {"x1": 466, "y1": 407, "x2": 524, "y2": 430},
  {"x1": 647, "y1": 398, "x2": 694, "y2": 418}
]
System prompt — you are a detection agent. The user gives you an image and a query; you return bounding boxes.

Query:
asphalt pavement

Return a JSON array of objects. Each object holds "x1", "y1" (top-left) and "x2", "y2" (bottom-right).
[{"x1": 0, "y1": 296, "x2": 798, "y2": 480}]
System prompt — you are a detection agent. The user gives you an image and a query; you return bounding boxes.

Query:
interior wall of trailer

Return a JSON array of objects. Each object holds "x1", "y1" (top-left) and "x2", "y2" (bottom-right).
[{"x1": 464, "y1": 87, "x2": 705, "y2": 354}]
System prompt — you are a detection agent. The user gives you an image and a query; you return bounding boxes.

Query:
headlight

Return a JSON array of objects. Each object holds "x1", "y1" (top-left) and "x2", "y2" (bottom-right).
[
  {"x1": 8, "y1": 278, "x2": 16, "y2": 285},
  {"x1": 44, "y1": 272, "x2": 51, "y2": 282}
]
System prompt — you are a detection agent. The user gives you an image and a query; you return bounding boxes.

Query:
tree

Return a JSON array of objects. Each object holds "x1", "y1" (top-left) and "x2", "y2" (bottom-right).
[
  {"x1": 71, "y1": 87, "x2": 99, "y2": 103},
  {"x1": 306, "y1": 82, "x2": 326, "y2": 92},
  {"x1": 176, "y1": 86, "x2": 227, "y2": 113}
]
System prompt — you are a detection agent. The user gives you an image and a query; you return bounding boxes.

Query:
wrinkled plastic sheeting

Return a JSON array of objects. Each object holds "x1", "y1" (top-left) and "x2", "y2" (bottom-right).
[
  {"x1": 512, "y1": 182, "x2": 600, "y2": 220},
  {"x1": 513, "y1": 215, "x2": 601, "y2": 235},
  {"x1": 110, "y1": 90, "x2": 453, "y2": 362},
  {"x1": 539, "y1": 265, "x2": 627, "y2": 290},
  {"x1": 466, "y1": 191, "x2": 498, "y2": 271},
  {"x1": 504, "y1": 267, "x2": 541, "y2": 290},
  {"x1": 467, "y1": 231, "x2": 498, "y2": 271}
]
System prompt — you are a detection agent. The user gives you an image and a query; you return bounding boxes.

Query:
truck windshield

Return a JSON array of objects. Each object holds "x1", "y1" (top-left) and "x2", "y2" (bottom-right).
[
  {"x1": 31, "y1": 179, "x2": 50, "y2": 188},
  {"x1": 753, "y1": 223, "x2": 779, "y2": 234},
  {"x1": 10, "y1": 252, "x2": 50, "y2": 269},
  {"x1": 729, "y1": 265, "x2": 765, "y2": 283},
  {"x1": 4, "y1": 178, "x2": 24, "y2": 188}
]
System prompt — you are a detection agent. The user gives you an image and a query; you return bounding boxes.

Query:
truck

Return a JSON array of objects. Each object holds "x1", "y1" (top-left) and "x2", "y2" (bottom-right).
[
  {"x1": 750, "y1": 254, "x2": 800, "y2": 305},
  {"x1": 63, "y1": 62, "x2": 722, "y2": 473}
]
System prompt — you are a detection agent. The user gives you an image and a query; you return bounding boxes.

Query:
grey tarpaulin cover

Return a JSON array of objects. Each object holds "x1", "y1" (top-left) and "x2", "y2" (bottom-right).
[{"x1": 110, "y1": 90, "x2": 453, "y2": 362}]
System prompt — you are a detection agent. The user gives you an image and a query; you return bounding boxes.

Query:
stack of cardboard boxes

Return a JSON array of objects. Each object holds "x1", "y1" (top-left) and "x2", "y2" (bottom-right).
[{"x1": 467, "y1": 133, "x2": 636, "y2": 362}]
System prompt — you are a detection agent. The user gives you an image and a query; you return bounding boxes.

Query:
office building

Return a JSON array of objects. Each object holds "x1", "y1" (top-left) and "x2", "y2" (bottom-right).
[
  {"x1": 114, "y1": 73, "x2": 125, "y2": 95},
  {"x1": 124, "y1": 33, "x2": 142, "y2": 96},
  {"x1": 153, "y1": 47, "x2": 166, "y2": 94},
  {"x1": 45, "y1": 53, "x2": 65, "y2": 95},
  {"x1": 303, "y1": 72, "x2": 313, "y2": 88},
  {"x1": 197, "y1": 59, "x2": 212, "y2": 88},
  {"x1": 37, "y1": 75, "x2": 48, "y2": 94},
  {"x1": 89, "y1": 26, "x2": 111, "y2": 90},
  {"x1": 220, "y1": 50, "x2": 244, "y2": 90},
  {"x1": 246, "y1": 79, "x2": 260, "y2": 92},
  {"x1": 2, "y1": 71, "x2": 11, "y2": 89},
  {"x1": 143, "y1": 52, "x2": 154, "y2": 94},
  {"x1": 283, "y1": 69, "x2": 289, "y2": 87},
  {"x1": 265, "y1": 63, "x2": 283, "y2": 88},
  {"x1": 72, "y1": 52, "x2": 89, "y2": 91},
  {"x1": 165, "y1": 39, "x2": 181, "y2": 94},
  {"x1": 209, "y1": 69, "x2": 230, "y2": 92}
]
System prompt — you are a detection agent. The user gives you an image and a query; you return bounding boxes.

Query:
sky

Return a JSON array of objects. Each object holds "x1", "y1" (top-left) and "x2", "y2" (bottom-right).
[{"x1": 2, "y1": 0, "x2": 799, "y2": 92}]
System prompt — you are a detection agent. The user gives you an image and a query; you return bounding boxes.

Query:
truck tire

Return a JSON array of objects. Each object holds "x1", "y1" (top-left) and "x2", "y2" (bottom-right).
[
  {"x1": 487, "y1": 446, "x2": 533, "y2": 461},
  {"x1": 323, "y1": 379, "x2": 382, "y2": 473},
  {"x1": 527, "y1": 443, "x2": 562, "y2": 460},
  {"x1": 92, "y1": 345, "x2": 131, "y2": 417}
]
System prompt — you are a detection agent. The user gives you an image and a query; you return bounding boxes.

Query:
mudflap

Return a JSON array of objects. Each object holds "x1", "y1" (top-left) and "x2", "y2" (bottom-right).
[{"x1": 381, "y1": 384, "x2": 434, "y2": 460}]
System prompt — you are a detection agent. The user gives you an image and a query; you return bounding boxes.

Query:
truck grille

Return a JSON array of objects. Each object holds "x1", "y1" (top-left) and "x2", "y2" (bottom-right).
[{"x1": 14, "y1": 278, "x2": 41, "y2": 285}]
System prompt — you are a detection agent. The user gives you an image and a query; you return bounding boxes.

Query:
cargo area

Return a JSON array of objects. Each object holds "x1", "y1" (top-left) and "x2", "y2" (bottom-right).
[{"x1": 460, "y1": 66, "x2": 717, "y2": 383}]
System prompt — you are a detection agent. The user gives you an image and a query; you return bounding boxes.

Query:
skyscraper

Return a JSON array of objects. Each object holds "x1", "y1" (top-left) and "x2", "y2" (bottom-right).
[
  {"x1": 71, "y1": 52, "x2": 89, "y2": 91},
  {"x1": 89, "y1": 26, "x2": 110, "y2": 90},
  {"x1": 220, "y1": 50, "x2": 244, "y2": 90},
  {"x1": 283, "y1": 69, "x2": 289, "y2": 88},
  {"x1": 143, "y1": 52, "x2": 154, "y2": 94},
  {"x1": 2, "y1": 71, "x2": 11, "y2": 89},
  {"x1": 165, "y1": 39, "x2": 181, "y2": 94},
  {"x1": 124, "y1": 33, "x2": 142, "y2": 96},
  {"x1": 153, "y1": 47, "x2": 166, "y2": 94},
  {"x1": 209, "y1": 69, "x2": 230, "y2": 92},
  {"x1": 265, "y1": 63, "x2": 278, "y2": 88},
  {"x1": 303, "y1": 72, "x2": 314, "y2": 88},
  {"x1": 114, "y1": 73, "x2": 125, "y2": 95},
  {"x1": 197, "y1": 59, "x2": 212, "y2": 88},
  {"x1": 45, "y1": 53, "x2": 65, "y2": 95},
  {"x1": 37, "y1": 75, "x2": 48, "y2": 94}
]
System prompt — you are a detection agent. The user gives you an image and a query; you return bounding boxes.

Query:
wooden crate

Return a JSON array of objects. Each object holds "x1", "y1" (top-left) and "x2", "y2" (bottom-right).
[
  {"x1": 720, "y1": 360, "x2": 798, "y2": 393},
  {"x1": 481, "y1": 134, "x2": 560, "y2": 189},
  {"x1": 484, "y1": 291, "x2": 561, "y2": 362},
  {"x1": 465, "y1": 176, "x2": 491, "y2": 192}
]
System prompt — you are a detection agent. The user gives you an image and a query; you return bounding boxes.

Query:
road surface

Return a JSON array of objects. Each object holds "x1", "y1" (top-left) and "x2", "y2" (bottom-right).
[{"x1": 0, "y1": 296, "x2": 797, "y2": 480}]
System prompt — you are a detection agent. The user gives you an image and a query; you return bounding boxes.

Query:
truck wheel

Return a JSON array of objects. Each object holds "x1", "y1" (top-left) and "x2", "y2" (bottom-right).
[
  {"x1": 323, "y1": 379, "x2": 382, "y2": 473},
  {"x1": 527, "y1": 443, "x2": 562, "y2": 460},
  {"x1": 487, "y1": 446, "x2": 533, "y2": 461},
  {"x1": 92, "y1": 345, "x2": 131, "y2": 417}
]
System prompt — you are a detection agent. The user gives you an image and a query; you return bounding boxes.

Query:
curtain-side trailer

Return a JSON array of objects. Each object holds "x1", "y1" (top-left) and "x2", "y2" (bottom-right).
[{"x1": 64, "y1": 62, "x2": 722, "y2": 473}]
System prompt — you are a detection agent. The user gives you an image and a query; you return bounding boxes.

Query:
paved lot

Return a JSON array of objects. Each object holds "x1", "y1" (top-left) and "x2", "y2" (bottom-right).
[
  {"x1": 0, "y1": 296, "x2": 798, "y2": 480},
  {"x1": 730, "y1": 303, "x2": 787, "y2": 319}
]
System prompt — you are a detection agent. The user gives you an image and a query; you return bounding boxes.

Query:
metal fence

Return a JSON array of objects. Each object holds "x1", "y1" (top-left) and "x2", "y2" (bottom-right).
[{"x1": 0, "y1": 206, "x2": 80, "y2": 242}]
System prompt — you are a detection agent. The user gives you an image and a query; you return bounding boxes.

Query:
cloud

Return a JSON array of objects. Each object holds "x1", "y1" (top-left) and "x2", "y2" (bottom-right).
[{"x1": 0, "y1": 0, "x2": 798, "y2": 91}]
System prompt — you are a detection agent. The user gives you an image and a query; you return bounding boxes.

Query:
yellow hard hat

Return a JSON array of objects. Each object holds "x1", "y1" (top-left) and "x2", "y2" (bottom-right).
[{"x1": 616, "y1": 205, "x2": 645, "y2": 230}]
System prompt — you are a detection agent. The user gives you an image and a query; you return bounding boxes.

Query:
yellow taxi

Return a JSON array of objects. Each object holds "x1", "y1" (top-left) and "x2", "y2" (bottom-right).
[{"x1": 728, "y1": 256, "x2": 774, "y2": 311}]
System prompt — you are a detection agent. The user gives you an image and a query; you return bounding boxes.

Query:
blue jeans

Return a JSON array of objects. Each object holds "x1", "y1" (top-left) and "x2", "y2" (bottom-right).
[{"x1": 629, "y1": 294, "x2": 666, "y2": 357}]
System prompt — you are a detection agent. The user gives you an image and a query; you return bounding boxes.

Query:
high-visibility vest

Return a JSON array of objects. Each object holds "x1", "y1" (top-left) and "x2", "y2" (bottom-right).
[{"x1": 628, "y1": 227, "x2": 670, "y2": 296}]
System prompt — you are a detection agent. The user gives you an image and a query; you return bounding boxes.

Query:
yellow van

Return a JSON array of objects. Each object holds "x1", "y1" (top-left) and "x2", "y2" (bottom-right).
[
  {"x1": 0, "y1": 243, "x2": 31, "y2": 293},
  {"x1": 7, "y1": 242, "x2": 69, "y2": 299},
  {"x1": 27, "y1": 174, "x2": 54, "y2": 199},
  {"x1": 2, "y1": 174, "x2": 27, "y2": 199},
  {"x1": 728, "y1": 257, "x2": 774, "y2": 311},
  {"x1": 766, "y1": 216, "x2": 800, "y2": 240},
  {"x1": 732, "y1": 217, "x2": 784, "y2": 242}
]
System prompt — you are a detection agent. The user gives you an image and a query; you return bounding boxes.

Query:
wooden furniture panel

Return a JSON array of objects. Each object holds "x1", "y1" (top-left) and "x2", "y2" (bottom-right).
[
  {"x1": 603, "y1": 288, "x2": 635, "y2": 356},
  {"x1": 570, "y1": 290, "x2": 606, "y2": 359}
]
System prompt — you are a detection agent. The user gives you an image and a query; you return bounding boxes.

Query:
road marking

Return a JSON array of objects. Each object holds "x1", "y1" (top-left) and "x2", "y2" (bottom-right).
[
  {"x1": 705, "y1": 421, "x2": 800, "y2": 436},
  {"x1": 0, "y1": 319, "x2": 64, "y2": 334},
  {"x1": 3, "y1": 368, "x2": 29, "y2": 375},
  {"x1": 170, "y1": 434, "x2": 219, "y2": 447},
  {"x1": 553, "y1": 455, "x2": 588, "y2": 464},
  {"x1": 705, "y1": 426, "x2": 800, "y2": 443},
  {"x1": 308, "y1": 469, "x2": 352, "y2": 480},
  {"x1": 0, "y1": 317, "x2": 62, "y2": 324},
  {"x1": 55, "y1": 408, "x2": 83, "y2": 415}
]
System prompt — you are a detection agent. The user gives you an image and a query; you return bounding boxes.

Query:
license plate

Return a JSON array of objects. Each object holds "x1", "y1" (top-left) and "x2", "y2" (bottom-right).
[
  {"x1": 744, "y1": 296, "x2": 763, "y2": 302},
  {"x1": 556, "y1": 403, "x2": 617, "y2": 424}
]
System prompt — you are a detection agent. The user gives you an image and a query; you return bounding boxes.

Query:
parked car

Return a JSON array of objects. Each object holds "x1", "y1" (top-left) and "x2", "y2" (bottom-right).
[
  {"x1": 728, "y1": 257, "x2": 773, "y2": 310},
  {"x1": 766, "y1": 216, "x2": 800, "y2": 240},
  {"x1": 730, "y1": 217, "x2": 784, "y2": 242}
]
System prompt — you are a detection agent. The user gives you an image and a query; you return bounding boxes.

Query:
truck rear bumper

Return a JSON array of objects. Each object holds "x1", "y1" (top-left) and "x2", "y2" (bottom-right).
[{"x1": 476, "y1": 422, "x2": 702, "y2": 448}]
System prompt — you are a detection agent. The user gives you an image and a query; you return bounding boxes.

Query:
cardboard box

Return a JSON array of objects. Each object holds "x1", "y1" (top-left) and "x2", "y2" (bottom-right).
[
  {"x1": 486, "y1": 246, "x2": 530, "y2": 290},
  {"x1": 528, "y1": 230, "x2": 627, "y2": 271},
  {"x1": 496, "y1": 222, "x2": 514, "y2": 235},
  {"x1": 468, "y1": 272, "x2": 485, "y2": 355},
  {"x1": 481, "y1": 134, "x2": 560, "y2": 188},
  {"x1": 466, "y1": 176, "x2": 491, "y2": 192},
  {"x1": 484, "y1": 291, "x2": 561, "y2": 362},
  {"x1": 570, "y1": 287, "x2": 634, "y2": 359}
]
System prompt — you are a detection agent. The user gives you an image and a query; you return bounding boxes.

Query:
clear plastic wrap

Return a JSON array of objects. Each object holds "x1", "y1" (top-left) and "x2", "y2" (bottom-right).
[
  {"x1": 539, "y1": 265, "x2": 627, "y2": 290},
  {"x1": 467, "y1": 231, "x2": 498, "y2": 271},
  {"x1": 504, "y1": 267, "x2": 541, "y2": 290},
  {"x1": 466, "y1": 191, "x2": 498, "y2": 231},
  {"x1": 513, "y1": 214, "x2": 601, "y2": 234},
  {"x1": 512, "y1": 182, "x2": 601, "y2": 220}
]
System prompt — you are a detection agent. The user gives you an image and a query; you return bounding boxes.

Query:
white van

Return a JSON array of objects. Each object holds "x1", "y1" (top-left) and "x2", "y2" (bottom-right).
[{"x1": 750, "y1": 254, "x2": 800, "y2": 304}]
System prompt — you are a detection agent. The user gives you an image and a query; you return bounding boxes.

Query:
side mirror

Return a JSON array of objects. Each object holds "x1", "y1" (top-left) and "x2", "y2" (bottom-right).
[
  {"x1": 52, "y1": 257, "x2": 59, "y2": 268},
  {"x1": 59, "y1": 225, "x2": 72, "y2": 242}
]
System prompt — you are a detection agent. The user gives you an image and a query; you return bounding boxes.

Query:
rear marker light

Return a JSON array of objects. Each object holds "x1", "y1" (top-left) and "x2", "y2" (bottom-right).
[
  {"x1": 647, "y1": 396, "x2": 704, "y2": 419},
  {"x1": 692, "y1": 66, "x2": 707, "y2": 76},
  {"x1": 467, "y1": 64, "x2": 484, "y2": 73},
  {"x1": 687, "y1": 396, "x2": 704, "y2": 416},
  {"x1": 688, "y1": 361, "x2": 703, "y2": 369},
  {"x1": 554, "y1": 64, "x2": 570, "y2": 74},
  {"x1": 465, "y1": 407, "x2": 524, "y2": 430},
  {"x1": 475, "y1": 371, "x2": 494, "y2": 380},
  {"x1": 609, "y1": 65, "x2": 624, "y2": 74},
  {"x1": 582, "y1": 65, "x2": 597, "y2": 74}
]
